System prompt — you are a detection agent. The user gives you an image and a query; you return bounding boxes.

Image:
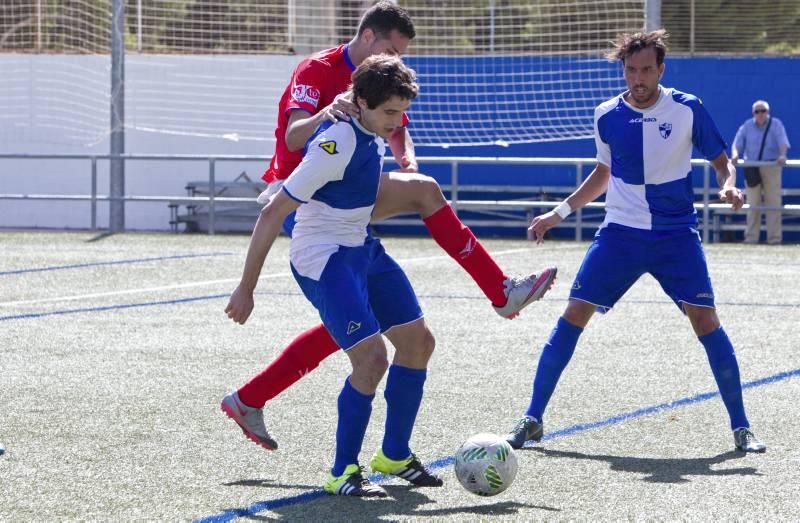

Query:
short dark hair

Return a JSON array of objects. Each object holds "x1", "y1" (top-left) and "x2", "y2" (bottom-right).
[
  {"x1": 357, "y1": 1, "x2": 416, "y2": 40},
  {"x1": 352, "y1": 54, "x2": 418, "y2": 109},
  {"x1": 607, "y1": 30, "x2": 669, "y2": 65}
]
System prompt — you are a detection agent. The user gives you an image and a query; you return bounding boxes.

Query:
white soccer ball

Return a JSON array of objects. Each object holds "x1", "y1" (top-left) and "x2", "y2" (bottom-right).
[{"x1": 454, "y1": 433, "x2": 518, "y2": 496}]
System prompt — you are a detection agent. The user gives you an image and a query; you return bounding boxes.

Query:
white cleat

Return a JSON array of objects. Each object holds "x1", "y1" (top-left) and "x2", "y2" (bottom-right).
[
  {"x1": 493, "y1": 267, "x2": 557, "y2": 319},
  {"x1": 220, "y1": 391, "x2": 278, "y2": 451}
]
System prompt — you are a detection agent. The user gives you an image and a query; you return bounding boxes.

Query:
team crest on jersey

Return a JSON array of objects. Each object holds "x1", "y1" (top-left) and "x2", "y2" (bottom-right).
[
  {"x1": 292, "y1": 84, "x2": 321, "y2": 108},
  {"x1": 659, "y1": 122, "x2": 672, "y2": 139},
  {"x1": 319, "y1": 141, "x2": 338, "y2": 155}
]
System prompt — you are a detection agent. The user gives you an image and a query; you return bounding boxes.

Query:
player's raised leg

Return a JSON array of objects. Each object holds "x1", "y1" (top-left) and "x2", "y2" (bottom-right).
[
  {"x1": 220, "y1": 324, "x2": 340, "y2": 450},
  {"x1": 372, "y1": 171, "x2": 557, "y2": 319}
]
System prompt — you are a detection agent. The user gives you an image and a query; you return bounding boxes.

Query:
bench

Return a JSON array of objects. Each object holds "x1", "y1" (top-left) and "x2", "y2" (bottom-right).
[{"x1": 169, "y1": 172, "x2": 263, "y2": 233}]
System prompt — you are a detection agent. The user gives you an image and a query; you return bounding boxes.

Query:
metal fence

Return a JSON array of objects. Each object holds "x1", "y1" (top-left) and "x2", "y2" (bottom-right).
[{"x1": 2, "y1": 153, "x2": 799, "y2": 242}]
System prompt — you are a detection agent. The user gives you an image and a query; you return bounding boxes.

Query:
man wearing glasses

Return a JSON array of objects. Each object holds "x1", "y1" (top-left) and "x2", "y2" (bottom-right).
[{"x1": 731, "y1": 100, "x2": 791, "y2": 244}]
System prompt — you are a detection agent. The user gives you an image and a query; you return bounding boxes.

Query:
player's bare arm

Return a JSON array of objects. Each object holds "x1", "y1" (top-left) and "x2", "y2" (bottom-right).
[
  {"x1": 710, "y1": 152, "x2": 744, "y2": 211},
  {"x1": 528, "y1": 163, "x2": 610, "y2": 243},
  {"x1": 226, "y1": 191, "x2": 300, "y2": 324},
  {"x1": 388, "y1": 126, "x2": 418, "y2": 172},
  {"x1": 285, "y1": 93, "x2": 360, "y2": 151}
]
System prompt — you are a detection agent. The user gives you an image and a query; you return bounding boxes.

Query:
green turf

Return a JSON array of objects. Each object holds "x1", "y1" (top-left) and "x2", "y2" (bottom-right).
[{"x1": 1, "y1": 231, "x2": 798, "y2": 520}]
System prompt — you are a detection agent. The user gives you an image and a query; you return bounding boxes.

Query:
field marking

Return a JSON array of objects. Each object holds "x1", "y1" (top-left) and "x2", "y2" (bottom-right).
[
  {"x1": 2, "y1": 287, "x2": 799, "y2": 322},
  {"x1": 0, "y1": 248, "x2": 532, "y2": 308},
  {"x1": 0, "y1": 252, "x2": 234, "y2": 276},
  {"x1": 0, "y1": 274, "x2": 291, "y2": 308},
  {"x1": 195, "y1": 366, "x2": 800, "y2": 523}
]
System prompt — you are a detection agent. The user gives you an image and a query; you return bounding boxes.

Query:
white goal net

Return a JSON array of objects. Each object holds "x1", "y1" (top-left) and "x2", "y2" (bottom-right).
[{"x1": 0, "y1": 0, "x2": 645, "y2": 149}]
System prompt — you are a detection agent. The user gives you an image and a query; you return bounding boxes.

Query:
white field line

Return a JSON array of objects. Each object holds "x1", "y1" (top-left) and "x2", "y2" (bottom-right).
[{"x1": 0, "y1": 248, "x2": 534, "y2": 308}]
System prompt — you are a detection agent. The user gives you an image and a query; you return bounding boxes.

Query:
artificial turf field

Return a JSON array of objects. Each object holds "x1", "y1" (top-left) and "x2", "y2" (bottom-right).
[{"x1": 1, "y1": 231, "x2": 798, "y2": 520}]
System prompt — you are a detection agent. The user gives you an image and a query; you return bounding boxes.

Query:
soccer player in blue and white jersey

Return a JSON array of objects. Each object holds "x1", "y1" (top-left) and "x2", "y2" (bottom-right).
[
  {"x1": 225, "y1": 55, "x2": 442, "y2": 497},
  {"x1": 505, "y1": 30, "x2": 766, "y2": 453}
]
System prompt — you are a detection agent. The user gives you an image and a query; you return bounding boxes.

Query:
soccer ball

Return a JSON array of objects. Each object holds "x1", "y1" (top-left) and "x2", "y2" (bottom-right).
[{"x1": 454, "y1": 433, "x2": 518, "y2": 496}]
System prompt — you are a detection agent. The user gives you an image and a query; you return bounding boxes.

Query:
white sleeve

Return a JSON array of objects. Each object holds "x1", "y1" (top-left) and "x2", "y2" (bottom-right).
[
  {"x1": 594, "y1": 107, "x2": 611, "y2": 167},
  {"x1": 282, "y1": 122, "x2": 357, "y2": 203}
]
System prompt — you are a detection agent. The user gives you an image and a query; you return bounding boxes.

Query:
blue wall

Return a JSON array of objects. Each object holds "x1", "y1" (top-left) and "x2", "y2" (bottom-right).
[{"x1": 407, "y1": 57, "x2": 800, "y2": 188}]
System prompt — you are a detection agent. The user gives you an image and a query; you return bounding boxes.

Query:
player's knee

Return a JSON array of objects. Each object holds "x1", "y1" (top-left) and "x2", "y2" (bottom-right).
[
  {"x1": 562, "y1": 300, "x2": 594, "y2": 328},
  {"x1": 412, "y1": 175, "x2": 447, "y2": 215},
  {"x1": 692, "y1": 314, "x2": 720, "y2": 337},
  {"x1": 349, "y1": 341, "x2": 389, "y2": 391},
  {"x1": 361, "y1": 348, "x2": 389, "y2": 386},
  {"x1": 417, "y1": 327, "x2": 436, "y2": 360},
  {"x1": 398, "y1": 174, "x2": 447, "y2": 218},
  {"x1": 408, "y1": 325, "x2": 435, "y2": 363},
  {"x1": 686, "y1": 305, "x2": 720, "y2": 336}
]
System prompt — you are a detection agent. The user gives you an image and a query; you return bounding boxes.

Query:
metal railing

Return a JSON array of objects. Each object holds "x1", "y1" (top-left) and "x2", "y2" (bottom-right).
[{"x1": 1, "y1": 153, "x2": 798, "y2": 242}]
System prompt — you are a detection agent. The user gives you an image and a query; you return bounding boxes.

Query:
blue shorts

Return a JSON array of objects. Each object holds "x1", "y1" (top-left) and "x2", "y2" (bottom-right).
[
  {"x1": 282, "y1": 211, "x2": 296, "y2": 237},
  {"x1": 570, "y1": 224, "x2": 715, "y2": 313},
  {"x1": 291, "y1": 238, "x2": 423, "y2": 350}
]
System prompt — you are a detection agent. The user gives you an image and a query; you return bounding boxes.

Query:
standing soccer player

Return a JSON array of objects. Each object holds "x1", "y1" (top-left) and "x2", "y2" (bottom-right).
[
  {"x1": 226, "y1": 55, "x2": 441, "y2": 496},
  {"x1": 504, "y1": 30, "x2": 766, "y2": 453},
  {"x1": 221, "y1": 1, "x2": 555, "y2": 451}
]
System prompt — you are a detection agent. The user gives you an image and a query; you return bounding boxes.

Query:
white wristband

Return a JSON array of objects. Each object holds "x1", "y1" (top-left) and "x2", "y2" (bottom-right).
[{"x1": 554, "y1": 201, "x2": 572, "y2": 220}]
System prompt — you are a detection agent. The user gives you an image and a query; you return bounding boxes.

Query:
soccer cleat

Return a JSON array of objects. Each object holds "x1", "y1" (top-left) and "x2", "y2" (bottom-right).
[
  {"x1": 220, "y1": 391, "x2": 278, "y2": 451},
  {"x1": 493, "y1": 268, "x2": 558, "y2": 319},
  {"x1": 324, "y1": 464, "x2": 388, "y2": 497},
  {"x1": 505, "y1": 416, "x2": 544, "y2": 449},
  {"x1": 369, "y1": 449, "x2": 444, "y2": 487},
  {"x1": 733, "y1": 427, "x2": 767, "y2": 453}
]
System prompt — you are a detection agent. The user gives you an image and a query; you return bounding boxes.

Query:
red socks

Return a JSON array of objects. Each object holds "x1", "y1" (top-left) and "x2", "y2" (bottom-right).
[
  {"x1": 237, "y1": 324, "x2": 339, "y2": 408},
  {"x1": 423, "y1": 204, "x2": 508, "y2": 307}
]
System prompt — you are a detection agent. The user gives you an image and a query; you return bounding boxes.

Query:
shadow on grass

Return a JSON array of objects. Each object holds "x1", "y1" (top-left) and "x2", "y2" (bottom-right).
[
  {"x1": 213, "y1": 481, "x2": 559, "y2": 521},
  {"x1": 526, "y1": 447, "x2": 761, "y2": 483},
  {"x1": 85, "y1": 231, "x2": 115, "y2": 243}
]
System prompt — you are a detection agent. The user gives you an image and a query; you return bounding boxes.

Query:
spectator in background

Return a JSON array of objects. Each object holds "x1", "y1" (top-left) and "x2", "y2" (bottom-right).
[{"x1": 731, "y1": 100, "x2": 791, "y2": 244}]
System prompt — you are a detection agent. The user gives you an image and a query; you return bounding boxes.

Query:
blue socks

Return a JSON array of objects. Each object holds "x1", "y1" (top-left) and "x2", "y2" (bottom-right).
[
  {"x1": 382, "y1": 364, "x2": 427, "y2": 461},
  {"x1": 525, "y1": 317, "x2": 583, "y2": 420},
  {"x1": 332, "y1": 377, "x2": 374, "y2": 477},
  {"x1": 699, "y1": 327, "x2": 749, "y2": 430}
]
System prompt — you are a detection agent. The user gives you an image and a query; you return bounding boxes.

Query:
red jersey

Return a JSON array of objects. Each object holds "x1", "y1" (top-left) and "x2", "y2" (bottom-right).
[
  {"x1": 263, "y1": 45, "x2": 409, "y2": 183},
  {"x1": 263, "y1": 45, "x2": 356, "y2": 183}
]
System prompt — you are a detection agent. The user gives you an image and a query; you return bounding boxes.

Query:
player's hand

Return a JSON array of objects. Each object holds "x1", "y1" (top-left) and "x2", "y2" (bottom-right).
[
  {"x1": 528, "y1": 211, "x2": 562, "y2": 244},
  {"x1": 718, "y1": 186, "x2": 744, "y2": 211},
  {"x1": 320, "y1": 92, "x2": 359, "y2": 123},
  {"x1": 225, "y1": 285, "x2": 255, "y2": 325}
]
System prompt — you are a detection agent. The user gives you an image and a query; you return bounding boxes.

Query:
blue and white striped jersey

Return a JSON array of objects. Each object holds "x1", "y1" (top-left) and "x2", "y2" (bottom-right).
[
  {"x1": 282, "y1": 118, "x2": 385, "y2": 280},
  {"x1": 595, "y1": 86, "x2": 726, "y2": 230}
]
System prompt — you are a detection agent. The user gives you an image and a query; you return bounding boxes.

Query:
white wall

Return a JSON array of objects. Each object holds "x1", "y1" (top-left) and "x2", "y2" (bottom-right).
[{"x1": 0, "y1": 54, "x2": 303, "y2": 230}]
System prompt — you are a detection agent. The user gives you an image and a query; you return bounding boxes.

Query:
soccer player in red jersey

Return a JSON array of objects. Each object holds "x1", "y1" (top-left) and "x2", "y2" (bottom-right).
[{"x1": 221, "y1": 2, "x2": 556, "y2": 451}]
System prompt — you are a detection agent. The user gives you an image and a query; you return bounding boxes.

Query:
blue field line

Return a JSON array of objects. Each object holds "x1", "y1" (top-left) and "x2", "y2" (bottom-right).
[
  {"x1": 195, "y1": 366, "x2": 800, "y2": 523},
  {"x1": 0, "y1": 294, "x2": 229, "y2": 321},
  {"x1": 3, "y1": 287, "x2": 799, "y2": 322},
  {"x1": 0, "y1": 252, "x2": 234, "y2": 276}
]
